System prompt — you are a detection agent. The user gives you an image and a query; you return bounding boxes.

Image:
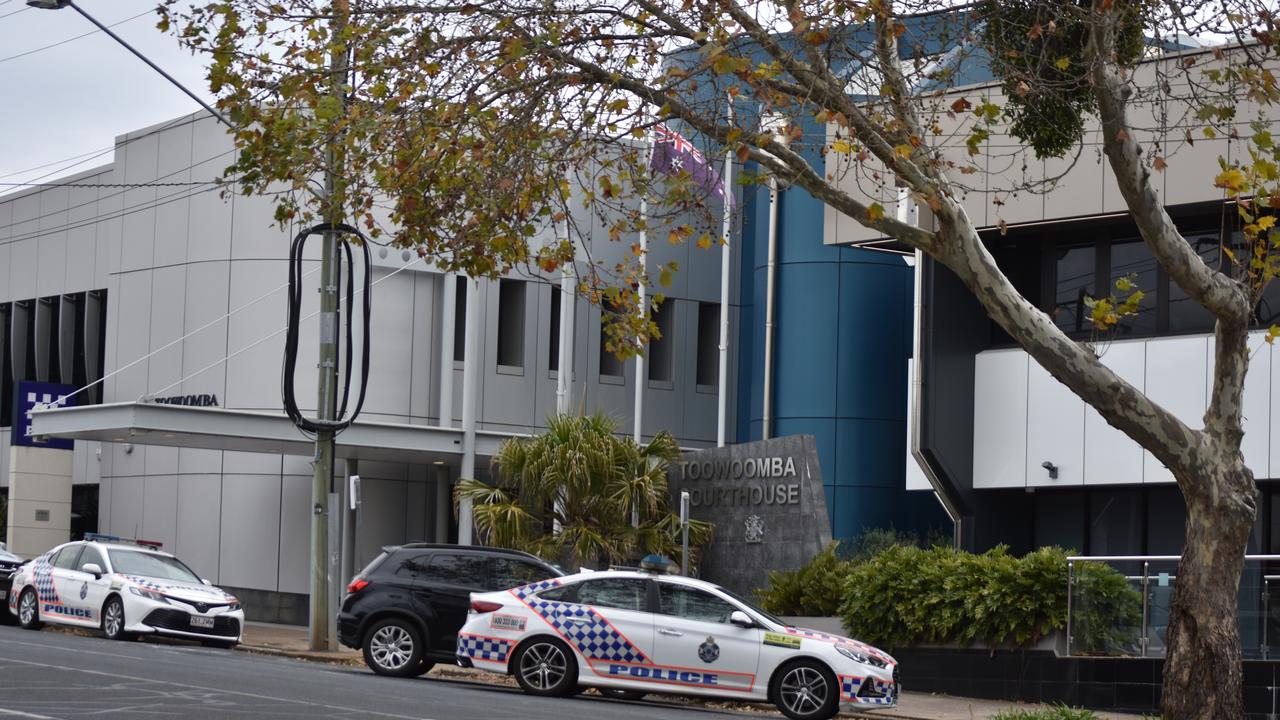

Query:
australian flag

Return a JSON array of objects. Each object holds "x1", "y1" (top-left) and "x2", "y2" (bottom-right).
[{"x1": 650, "y1": 124, "x2": 732, "y2": 206}]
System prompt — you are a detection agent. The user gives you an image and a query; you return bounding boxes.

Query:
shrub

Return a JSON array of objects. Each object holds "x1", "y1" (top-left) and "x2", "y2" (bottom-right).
[
  {"x1": 991, "y1": 705, "x2": 1100, "y2": 720},
  {"x1": 756, "y1": 544, "x2": 850, "y2": 617},
  {"x1": 1072, "y1": 560, "x2": 1143, "y2": 655}
]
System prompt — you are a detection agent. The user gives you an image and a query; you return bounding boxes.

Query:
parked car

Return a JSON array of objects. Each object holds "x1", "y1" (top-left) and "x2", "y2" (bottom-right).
[
  {"x1": 0, "y1": 545, "x2": 26, "y2": 625},
  {"x1": 338, "y1": 543, "x2": 562, "y2": 676},
  {"x1": 457, "y1": 561, "x2": 899, "y2": 720},
  {"x1": 7, "y1": 535, "x2": 243, "y2": 647}
]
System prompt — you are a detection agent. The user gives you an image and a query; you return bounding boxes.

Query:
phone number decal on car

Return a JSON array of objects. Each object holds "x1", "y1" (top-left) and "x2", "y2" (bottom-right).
[{"x1": 490, "y1": 613, "x2": 526, "y2": 631}]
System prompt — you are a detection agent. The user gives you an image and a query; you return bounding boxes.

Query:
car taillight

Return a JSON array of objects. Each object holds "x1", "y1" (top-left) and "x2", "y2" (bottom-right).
[
  {"x1": 470, "y1": 600, "x2": 502, "y2": 613},
  {"x1": 347, "y1": 578, "x2": 369, "y2": 593}
]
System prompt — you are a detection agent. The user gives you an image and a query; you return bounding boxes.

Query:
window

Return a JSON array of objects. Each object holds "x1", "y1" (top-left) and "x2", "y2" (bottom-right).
[
  {"x1": 648, "y1": 299, "x2": 674, "y2": 383},
  {"x1": 107, "y1": 550, "x2": 202, "y2": 583},
  {"x1": 1, "y1": 303, "x2": 10, "y2": 426},
  {"x1": 393, "y1": 553, "x2": 433, "y2": 580},
  {"x1": 599, "y1": 302, "x2": 624, "y2": 378},
  {"x1": 574, "y1": 578, "x2": 648, "y2": 611},
  {"x1": 696, "y1": 303, "x2": 719, "y2": 386},
  {"x1": 536, "y1": 583, "x2": 579, "y2": 603},
  {"x1": 1108, "y1": 240, "x2": 1157, "y2": 336},
  {"x1": 1167, "y1": 233, "x2": 1220, "y2": 334},
  {"x1": 78, "y1": 545, "x2": 106, "y2": 572},
  {"x1": 1052, "y1": 245, "x2": 1095, "y2": 334},
  {"x1": 549, "y1": 288, "x2": 562, "y2": 373},
  {"x1": 497, "y1": 279, "x2": 526, "y2": 369},
  {"x1": 490, "y1": 557, "x2": 552, "y2": 589},
  {"x1": 52, "y1": 545, "x2": 83, "y2": 570},
  {"x1": 453, "y1": 277, "x2": 467, "y2": 363},
  {"x1": 424, "y1": 552, "x2": 490, "y2": 588},
  {"x1": 657, "y1": 583, "x2": 737, "y2": 624}
]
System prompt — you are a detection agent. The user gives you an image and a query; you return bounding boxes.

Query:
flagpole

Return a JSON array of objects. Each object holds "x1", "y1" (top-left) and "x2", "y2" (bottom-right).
[
  {"x1": 716, "y1": 101, "x2": 734, "y2": 448},
  {"x1": 634, "y1": 120, "x2": 651, "y2": 448}
]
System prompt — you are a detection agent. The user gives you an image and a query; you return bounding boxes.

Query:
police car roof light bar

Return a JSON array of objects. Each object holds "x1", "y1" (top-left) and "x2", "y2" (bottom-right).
[{"x1": 84, "y1": 532, "x2": 164, "y2": 551}]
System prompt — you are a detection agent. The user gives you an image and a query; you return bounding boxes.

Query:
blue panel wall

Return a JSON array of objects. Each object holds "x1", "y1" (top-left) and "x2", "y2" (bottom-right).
[{"x1": 737, "y1": 152, "x2": 950, "y2": 547}]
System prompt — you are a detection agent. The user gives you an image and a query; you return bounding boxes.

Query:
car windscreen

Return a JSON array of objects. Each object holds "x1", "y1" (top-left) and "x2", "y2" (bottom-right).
[
  {"x1": 108, "y1": 550, "x2": 202, "y2": 583},
  {"x1": 717, "y1": 585, "x2": 787, "y2": 626}
]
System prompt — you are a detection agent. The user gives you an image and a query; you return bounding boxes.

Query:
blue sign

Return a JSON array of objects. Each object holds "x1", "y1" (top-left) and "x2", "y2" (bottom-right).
[{"x1": 12, "y1": 381, "x2": 77, "y2": 450}]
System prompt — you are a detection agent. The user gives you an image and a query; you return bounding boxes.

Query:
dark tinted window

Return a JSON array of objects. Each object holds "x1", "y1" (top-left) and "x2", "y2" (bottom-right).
[
  {"x1": 657, "y1": 584, "x2": 736, "y2": 624},
  {"x1": 574, "y1": 578, "x2": 647, "y2": 612},
  {"x1": 1052, "y1": 244, "x2": 1095, "y2": 334},
  {"x1": 1108, "y1": 240, "x2": 1157, "y2": 336},
  {"x1": 52, "y1": 545, "x2": 82, "y2": 570},
  {"x1": 392, "y1": 553, "x2": 433, "y2": 580},
  {"x1": 1167, "y1": 233, "x2": 1219, "y2": 334},
  {"x1": 537, "y1": 584, "x2": 578, "y2": 603},
  {"x1": 490, "y1": 557, "x2": 552, "y2": 589},
  {"x1": 424, "y1": 553, "x2": 490, "y2": 588}
]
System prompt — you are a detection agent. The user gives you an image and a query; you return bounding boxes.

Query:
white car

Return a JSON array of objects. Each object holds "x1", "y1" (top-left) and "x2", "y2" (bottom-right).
[
  {"x1": 456, "y1": 565, "x2": 898, "y2": 720},
  {"x1": 7, "y1": 536, "x2": 244, "y2": 648}
]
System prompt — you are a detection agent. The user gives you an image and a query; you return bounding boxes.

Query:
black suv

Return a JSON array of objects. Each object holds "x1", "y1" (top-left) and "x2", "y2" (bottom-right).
[{"x1": 338, "y1": 544, "x2": 561, "y2": 677}]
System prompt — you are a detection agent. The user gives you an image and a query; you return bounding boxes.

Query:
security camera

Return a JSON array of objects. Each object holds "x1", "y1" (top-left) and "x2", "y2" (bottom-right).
[{"x1": 1041, "y1": 461, "x2": 1059, "y2": 480}]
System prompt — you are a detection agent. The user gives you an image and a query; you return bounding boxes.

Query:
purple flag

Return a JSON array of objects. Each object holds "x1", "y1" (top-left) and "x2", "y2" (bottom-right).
[{"x1": 650, "y1": 124, "x2": 732, "y2": 206}]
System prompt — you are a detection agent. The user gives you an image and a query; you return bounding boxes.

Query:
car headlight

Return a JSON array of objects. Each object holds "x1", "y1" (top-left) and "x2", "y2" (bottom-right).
[
  {"x1": 226, "y1": 597, "x2": 241, "y2": 611},
  {"x1": 836, "y1": 644, "x2": 888, "y2": 669},
  {"x1": 128, "y1": 586, "x2": 168, "y2": 603}
]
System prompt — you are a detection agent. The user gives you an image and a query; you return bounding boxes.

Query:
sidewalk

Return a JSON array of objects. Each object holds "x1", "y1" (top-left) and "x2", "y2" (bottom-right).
[{"x1": 239, "y1": 622, "x2": 1141, "y2": 719}]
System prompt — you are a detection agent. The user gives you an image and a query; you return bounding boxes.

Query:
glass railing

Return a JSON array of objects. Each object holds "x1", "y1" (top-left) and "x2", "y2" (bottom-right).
[{"x1": 1067, "y1": 555, "x2": 1280, "y2": 658}]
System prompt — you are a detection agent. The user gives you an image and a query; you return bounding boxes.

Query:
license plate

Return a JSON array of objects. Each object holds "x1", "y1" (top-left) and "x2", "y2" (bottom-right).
[
  {"x1": 189, "y1": 615, "x2": 215, "y2": 629},
  {"x1": 0, "y1": 590, "x2": 6, "y2": 600}
]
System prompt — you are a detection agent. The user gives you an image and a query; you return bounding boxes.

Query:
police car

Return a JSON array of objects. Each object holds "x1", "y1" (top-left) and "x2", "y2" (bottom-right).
[
  {"x1": 7, "y1": 534, "x2": 244, "y2": 648},
  {"x1": 455, "y1": 559, "x2": 898, "y2": 720}
]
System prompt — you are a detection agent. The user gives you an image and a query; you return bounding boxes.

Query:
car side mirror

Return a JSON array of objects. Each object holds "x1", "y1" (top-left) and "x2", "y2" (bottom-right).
[
  {"x1": 80, "y1": 563, "x2": 103, "y2": 579},
  {"x1": 729, "y1": 610, "x2": 756, "y2": 628},
  {"x1": 202, "y1": 578, "x2": 212, "y2": 586}
]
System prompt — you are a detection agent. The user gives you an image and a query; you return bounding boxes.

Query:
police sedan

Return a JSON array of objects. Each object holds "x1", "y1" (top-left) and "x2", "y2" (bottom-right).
[
  {"x1": 7, "y1": 535, "x2": 244, "y2": 648},
  {"x1": 455, "y1": 563, "x2": 897, "y2": 720}
]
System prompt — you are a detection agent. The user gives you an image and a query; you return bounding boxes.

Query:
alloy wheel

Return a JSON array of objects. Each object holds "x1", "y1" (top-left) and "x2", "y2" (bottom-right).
[
  {"x1": 779, "y1": 665, "x2": 830, "y2": 718},
  {"x1": 18, "y1": 590, "x2": 36, "y2": 626},
  {"x1": 104, "y1": 600, "x2": 123, "y2": 638},
  {"x1": 369, "y1": 624, "x2": 414, "y2": 671},
  {"x1": 519, "y1": 642, "x2": 567, "y2": 690}
]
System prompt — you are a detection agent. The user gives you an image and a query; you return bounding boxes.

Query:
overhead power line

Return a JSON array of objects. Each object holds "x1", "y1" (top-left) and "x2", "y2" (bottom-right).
[{"x1": 0, "y1": 7, "x2": 151, "y2": 64}]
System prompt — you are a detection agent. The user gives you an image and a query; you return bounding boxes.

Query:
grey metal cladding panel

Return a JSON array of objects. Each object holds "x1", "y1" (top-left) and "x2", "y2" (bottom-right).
[
  {"x1": 219, "y1": 473, "x2": 282, "y2": 591},
  {"x1": 112, "y1": 271, "x2": 154, "y2": 403},
  {"x1": 145, "y1": 445, "x2": 180, "y2": 477},
  {"x1": 176, "y1": 474, "x2": 222, "y2": 584},
  {"x1": 108, "y1": 475, "x2": 145, "y2": 543},
  {"x1": 0, "y1": 202, "x2": 11, "y2": 302},
  {"x1": 181, "y1": 261, "x2": 230, "y2": 401},
  {"x1": 680, "y1": 300, "x2": 717, "y2": 443},
  {"x1": 154, "y1": 122, "x2": 195, "y2": 268},
  {"x1": 223, "y1": 450, "x2": 283, "y2": 475},
  {"x1": 10, "y1": 238, "x2": 36, "y2": 302},
  {"x1": 225, "y1": 259, "x2": 291, "y2": 411},
  {"x1": 406, "y1": 480, "x2": 428, "y2": 541},
  {"x1": 147, "y1": 266, "x2": 188, "y2": 399},
  {"x1": 36, "y1": 187, "x2": 70, "y2": 299},
  {"x1": 277, "y1": 474, "x2": 311, "y2": 595},
  {"x1": 187, "y1": 116, "x2": 235, "y2": 265},
  {"x1": 120, "y1": 133, "x2": 159, "y2": 274},
  {"x1": 364, "y1": 269, "x2": 415, "y2": 419},
  {"x1": 230, "y1": 182, "x2": 290, "y2": 261},
  {"x1": 408, "y1": 272, "x2": 436, "y2": 422},
  {"x1": 142, "y1": 473, "x2": 179, "y2": 551},
  {"x1": 65, "y1": 185, "x2": 98, "y2": 293},
  {"x1": 0, "y1": 434, "x2": 9, "y2": 488}
]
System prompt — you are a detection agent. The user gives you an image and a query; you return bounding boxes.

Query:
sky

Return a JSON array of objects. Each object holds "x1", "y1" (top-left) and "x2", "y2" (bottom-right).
[{"x1": 0, "y1": 0, "x2": 213, "y2": 187}]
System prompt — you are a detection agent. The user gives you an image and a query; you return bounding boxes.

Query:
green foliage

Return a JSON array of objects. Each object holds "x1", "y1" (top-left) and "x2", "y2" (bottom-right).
[
  {"x1": 980, "y1": 1, "x2": 1145, "y2": 158},
  {"x1": 1072, "y1": 560, "x2": 1144, "y2": 655},
  {"x1": 757, "y1": 544, "x2": 851, "y2": 617},
  {"x1": 456, "y1": 413, "x2": 713, "y2": 569},
  {"x1": 837, "y1": 546, "x2": 1140, "y2": 651},
  {"x1": 991, "y1": 705, "x2": 1100, "y2": 720}
]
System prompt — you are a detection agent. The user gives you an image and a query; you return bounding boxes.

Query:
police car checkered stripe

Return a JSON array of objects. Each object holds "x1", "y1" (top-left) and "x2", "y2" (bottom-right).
[
  {"x1": 511, "y1": 579, "x2": 649, "y2": 664},
  {"x1": 840, "y1": 675, "x2": 862, "y2": 699},
  {"x1": 840, "y1": 675, "x2": 896, "y2": 705},
  {"x1": 457, "y1": 633, "x2": 511, "y2": 662},
  {"x1": 32, "y1": 555, "x2": 59, "y2": 605}
]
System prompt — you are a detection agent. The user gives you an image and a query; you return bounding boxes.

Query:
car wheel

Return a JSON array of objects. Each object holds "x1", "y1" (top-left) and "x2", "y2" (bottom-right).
[
  {"x1": 362, "y1": 618, "x2": 424, "y2": 677},
  {"x1": 513, "y1": 637, "x2": 578, "y2": 697},
  {"x1": 102, "y1": 596, "x2": 129, "y2": 641},
  {"x1": 598, "y1": 688, "x2": 647, "y2": 701},
  {"x1": 772, "y1": 659, "x2": 839, "y2": 720},
  {"x1": 17, "y1": 588, "x2": 42, "y2": 630}
]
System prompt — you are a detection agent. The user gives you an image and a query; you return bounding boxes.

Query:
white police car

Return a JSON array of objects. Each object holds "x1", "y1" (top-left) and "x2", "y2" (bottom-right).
[
  {"x1": 456, "y1": 562, "x2": 898, "y2": 720},
  {"x1": 7, "y1": 535, "x2": 244, "y2": 648}
]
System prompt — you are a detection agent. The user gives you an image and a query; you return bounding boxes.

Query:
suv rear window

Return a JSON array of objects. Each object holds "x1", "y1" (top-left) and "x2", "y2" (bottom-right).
[{"x1": 490, "y1": 557, "x2": 553, "y2": 589}]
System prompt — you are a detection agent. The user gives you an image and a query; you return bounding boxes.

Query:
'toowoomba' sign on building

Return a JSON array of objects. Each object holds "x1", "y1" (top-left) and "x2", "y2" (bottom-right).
[{"x1": 670, "y1": 435, "x2": 832, "y2": 596}]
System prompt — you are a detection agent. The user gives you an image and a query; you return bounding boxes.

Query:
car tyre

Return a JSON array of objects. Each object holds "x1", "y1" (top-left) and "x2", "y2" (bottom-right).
[
  {"x1": 362, "y1": 618, "x2": 424, "y2": 677},
  {"x1": 771, "y1": 659, "x2": 840, "y2": 720},
  {"x1": 413, "y1": 659, "x2": 435, "y2": 676},
  {"x1": 17, "y1": 588, "x2": 41, "y2": 630},
  {"x1": 102, "y1": 596, "x2": 129, "y2": 641},
  {"x1": 512, "y1": 637, "x2": 578, "y2": 697},
  {"x1": 598, "y1": 688, "x2": 647, "y2": 701}
]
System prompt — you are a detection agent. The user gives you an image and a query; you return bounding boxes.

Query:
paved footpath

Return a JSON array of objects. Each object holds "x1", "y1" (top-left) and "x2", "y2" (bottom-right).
[{"x1": 240, "y1": 622, "x2": 1143, "y2": 720}]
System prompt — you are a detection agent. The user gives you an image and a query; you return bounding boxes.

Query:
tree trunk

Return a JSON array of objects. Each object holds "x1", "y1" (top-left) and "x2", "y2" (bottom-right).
[{"x1": 1162, "y1": 458, "x2": 1257, "y2": 720}]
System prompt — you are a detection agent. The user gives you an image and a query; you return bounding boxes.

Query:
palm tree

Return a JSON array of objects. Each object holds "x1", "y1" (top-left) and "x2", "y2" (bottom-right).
[{"x1": 456, "y1": 413, "x2": 713, "y2": 570}]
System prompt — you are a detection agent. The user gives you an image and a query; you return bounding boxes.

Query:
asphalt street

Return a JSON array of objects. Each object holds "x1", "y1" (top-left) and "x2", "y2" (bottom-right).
[{"x1": 0, "y1": 624, "x2": 750, "y2": 720}]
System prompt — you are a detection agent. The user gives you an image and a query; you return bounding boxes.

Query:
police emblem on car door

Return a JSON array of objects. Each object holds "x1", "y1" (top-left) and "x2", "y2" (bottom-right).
[{"x1": 698, "y1": 636, "x2": 720, "y2": 663}]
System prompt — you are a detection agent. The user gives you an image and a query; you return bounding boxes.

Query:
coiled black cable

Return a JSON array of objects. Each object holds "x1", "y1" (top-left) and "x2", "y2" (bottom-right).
[{"x1": 281, "y1": 222, "x2": 372, "y2": 434}]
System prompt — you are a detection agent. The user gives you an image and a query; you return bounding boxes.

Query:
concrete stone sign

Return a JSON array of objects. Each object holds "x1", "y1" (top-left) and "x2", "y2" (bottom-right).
[{"x1": 670, "y1": 435, "x2": 831, "y2": 597}]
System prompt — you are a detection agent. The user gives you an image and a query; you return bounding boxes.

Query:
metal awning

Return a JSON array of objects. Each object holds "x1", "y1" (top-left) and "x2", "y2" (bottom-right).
[{"x1": 29, "y1": 402, "x2": 519, "y2": 465}]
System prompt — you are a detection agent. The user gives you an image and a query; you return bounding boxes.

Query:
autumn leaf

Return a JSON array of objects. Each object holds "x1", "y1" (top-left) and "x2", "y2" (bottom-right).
[
  {"x1": 1153, "y1": 156, "x2": 1167, "y2": 172},
  {"x1": 1055, "y1": 57, "x2": 1071, "y2": 71},
  {"x1": 866, "y1": 203, "x2": 885, "y2": 223},
  {"x1": 832, "y1": 139, "x2": 853, "y2": 154},
  {"x1": 1215, "y1": 168, "x2": 1248, "y2": 194}
]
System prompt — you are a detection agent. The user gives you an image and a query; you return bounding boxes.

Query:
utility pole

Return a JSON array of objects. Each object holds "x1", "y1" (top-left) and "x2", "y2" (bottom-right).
[{"x1": 310, "y1": 0, "x2": 349, "y2": 651}]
